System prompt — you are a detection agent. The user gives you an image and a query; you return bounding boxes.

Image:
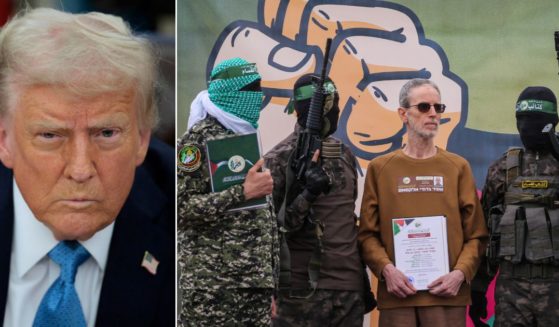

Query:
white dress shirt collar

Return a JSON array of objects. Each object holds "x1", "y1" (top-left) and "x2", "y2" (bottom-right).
[{"x1": 12, "y1": 179, "x2": 114, "y2": 278}]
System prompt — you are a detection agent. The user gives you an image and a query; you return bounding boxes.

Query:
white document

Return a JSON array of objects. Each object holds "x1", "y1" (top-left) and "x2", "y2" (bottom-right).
[{"x1": 392, "y1": 215, "x2": 449, "y2": 290}]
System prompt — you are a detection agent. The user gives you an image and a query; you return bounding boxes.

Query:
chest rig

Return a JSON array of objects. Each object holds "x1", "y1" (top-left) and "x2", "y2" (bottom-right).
[{"x1": 496, "y1": 148, "x2": 559, "y2": 266}]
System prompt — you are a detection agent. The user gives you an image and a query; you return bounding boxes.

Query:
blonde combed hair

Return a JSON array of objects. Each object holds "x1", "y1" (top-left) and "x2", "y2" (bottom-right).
[{"x1": 0, "y1": 7, "x2": 158, "y2": 129}]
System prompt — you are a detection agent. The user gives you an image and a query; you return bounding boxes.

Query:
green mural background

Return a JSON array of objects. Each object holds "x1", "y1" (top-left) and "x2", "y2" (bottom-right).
[
  {"x1": 178, "y1": 0, "x2": 559, "y2": 136},
  {"x1": 177, "y1": 2, "x2": 559, "y2": 326}
]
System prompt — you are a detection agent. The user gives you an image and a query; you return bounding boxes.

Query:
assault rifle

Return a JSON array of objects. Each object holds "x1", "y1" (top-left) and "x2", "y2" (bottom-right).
[
  {"x1": 544, "y1": 31, "x2": 559, "y2": 161},
  {"x1": 291, "y1": 38, "x2": 332, "y2": 181},
  {"x1": 542, "y1": 123, "x2": 559, "y2": 161},
  {"x1": 555, "y1": 31, "x2": 559, "y2": 75}
]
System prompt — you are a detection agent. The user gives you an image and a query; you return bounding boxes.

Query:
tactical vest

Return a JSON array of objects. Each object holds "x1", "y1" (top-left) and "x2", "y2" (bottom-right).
[
  {"x1": 277, "y1": 138, "x2": 376, "y2": 311},
  {"x1": 490, "y1": 148, "x2": 559, "y2": 267},
  {"x1": 277, "y1": 139, "x2": 345, "y2": 298}
]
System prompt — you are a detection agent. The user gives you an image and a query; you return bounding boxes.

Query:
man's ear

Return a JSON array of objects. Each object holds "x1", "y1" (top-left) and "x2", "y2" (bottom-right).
[
  {"x1": 0, "y1": 118, "x2": 13, "y2": 168},
  {"x1": 398, "y1": 107, "x2": 408, "y2": 124},
  {"x1": 135, "y1": 128, "x2": 152, "y2": 167}
]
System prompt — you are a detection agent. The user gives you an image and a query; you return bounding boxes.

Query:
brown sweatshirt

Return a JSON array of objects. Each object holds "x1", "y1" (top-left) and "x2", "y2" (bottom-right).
[{"x1": 359, "y1": 148, "x2": 488, "y2": 309}]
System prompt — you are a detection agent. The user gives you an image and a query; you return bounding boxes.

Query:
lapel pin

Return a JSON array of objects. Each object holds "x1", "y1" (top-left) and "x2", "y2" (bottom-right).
[{"x1": 141, "y1": 250, "x2": 159, "y2": 275}]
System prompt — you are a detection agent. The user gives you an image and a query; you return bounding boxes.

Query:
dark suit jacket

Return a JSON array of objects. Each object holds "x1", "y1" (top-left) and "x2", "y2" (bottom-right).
[{"x1": 0, "y1": 138, "x2": 175, "y2": 326}]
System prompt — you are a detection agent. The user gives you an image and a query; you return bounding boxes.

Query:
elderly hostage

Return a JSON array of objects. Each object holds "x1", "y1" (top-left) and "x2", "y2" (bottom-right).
[{"x1": 359, "y1": 78, "x2": 488, "y2": 327}]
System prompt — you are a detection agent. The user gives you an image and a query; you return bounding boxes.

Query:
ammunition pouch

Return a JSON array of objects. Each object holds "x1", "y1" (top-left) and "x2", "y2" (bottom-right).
[
  {"x1": 498, "y1": 205, "x2": 525, "y2": 264},
  {"x1": 320, "y1": 140, "x2": 343, "y2": 159},
  {"x1": 524, "y1": 207, "x2": 554, "y2": 264},
  {"x1": 486, "y1": 205, "x2": 503, "y2": 276},
  {"x1": 498, "y1": 205, "x2": 559, "y2": 265},
  {"x1": 550, "y1": 209, "x2": 559, "y2": 264}
]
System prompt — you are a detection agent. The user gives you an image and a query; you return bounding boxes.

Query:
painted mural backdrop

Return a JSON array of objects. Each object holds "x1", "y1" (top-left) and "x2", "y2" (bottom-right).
[{"x1": 180, "y1": 1, "x2": 559, "y2": 326}]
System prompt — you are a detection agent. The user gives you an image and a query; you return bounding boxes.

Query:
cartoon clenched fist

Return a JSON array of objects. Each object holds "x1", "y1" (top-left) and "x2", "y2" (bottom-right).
[{"x1": 207, "y1": 0, "x2": 466, "y2": 169}]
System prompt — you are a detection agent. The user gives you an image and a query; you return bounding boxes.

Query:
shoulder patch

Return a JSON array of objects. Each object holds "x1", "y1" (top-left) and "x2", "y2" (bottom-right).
[{"x1": 178, "y1": 144, "x2": 202, "y2": 172}]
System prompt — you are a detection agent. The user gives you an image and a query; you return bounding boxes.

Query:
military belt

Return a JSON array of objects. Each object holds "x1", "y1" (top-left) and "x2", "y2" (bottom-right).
[{"x1": 499, "y1": 261, "x2": 559, "y2": 279}]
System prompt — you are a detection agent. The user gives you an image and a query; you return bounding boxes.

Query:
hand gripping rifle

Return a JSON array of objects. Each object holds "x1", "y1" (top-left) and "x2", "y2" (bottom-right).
[
  {"x1": 543, "y1": 31, "x2": 559, "y2": 161},
  {"x1": 542, "y1": 123, "x2": 559, "y2": 161},
  {"x1": 291, "y1": 38, "x2": 333, "y2": 181},
  {"x1": 281, "y1": 39, "x2": 332, "y2": 297}
]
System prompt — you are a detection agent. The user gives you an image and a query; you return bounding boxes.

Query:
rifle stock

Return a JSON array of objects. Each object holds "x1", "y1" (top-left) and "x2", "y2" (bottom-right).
[
  {"x1": 546, "y1": 31, "x2": 559, "y2": 161},
  {"x1": 555, "y1": 31, "x2": 559, "y2": 75},
  {"x1": 542, "y1": 123, "x2": 559, "y2": 161}
]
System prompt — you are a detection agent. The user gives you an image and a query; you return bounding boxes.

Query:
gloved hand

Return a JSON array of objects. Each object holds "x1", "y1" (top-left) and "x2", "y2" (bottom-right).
[{"x1": 302, "y1": 150, "x2": 331, "y2": 202}]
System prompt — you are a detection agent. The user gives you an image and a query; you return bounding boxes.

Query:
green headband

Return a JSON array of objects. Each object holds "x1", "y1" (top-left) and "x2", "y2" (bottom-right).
[
  {"x1": 210, "y1": 63, "x2": 259, "y2": 82},
  {"x1": 515, "y1": 99, "x2": 557, "y2": 115},
  {"x1": 285, "y1": 80, "x2": 336, "y2": 114}
]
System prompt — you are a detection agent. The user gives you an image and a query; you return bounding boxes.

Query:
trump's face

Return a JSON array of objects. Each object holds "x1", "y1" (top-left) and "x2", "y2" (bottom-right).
[{"x1": 0, "y1": 85, "x2": 151, "y2": 241}]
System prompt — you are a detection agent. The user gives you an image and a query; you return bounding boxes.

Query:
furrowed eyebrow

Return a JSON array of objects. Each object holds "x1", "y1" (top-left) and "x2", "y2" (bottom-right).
[
  {"x1": 27, "y1": 121, "x2": 69, "y2": 131},
  {"x1": 87, "y1": 114, "x2": 131, "y2": 129}
]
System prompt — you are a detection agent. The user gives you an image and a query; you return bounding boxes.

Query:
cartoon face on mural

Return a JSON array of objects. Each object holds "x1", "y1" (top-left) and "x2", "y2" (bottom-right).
[{"x1": 206, "y1": 0, "x2": 468, "y2": 169}]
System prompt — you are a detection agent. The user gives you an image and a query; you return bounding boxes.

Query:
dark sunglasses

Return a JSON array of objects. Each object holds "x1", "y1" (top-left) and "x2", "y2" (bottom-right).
[{"x1": 407, "y1": 102, "x2": 446, "y2": 113}]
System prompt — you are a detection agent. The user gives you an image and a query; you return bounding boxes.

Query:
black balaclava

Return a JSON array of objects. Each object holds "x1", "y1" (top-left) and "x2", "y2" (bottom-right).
[
  {"x1": 290, "y1": 74, "x2": 340, "y2": 138},
  {"x1": 516, "y1": 86, "x2": 558, "y2": 151}
]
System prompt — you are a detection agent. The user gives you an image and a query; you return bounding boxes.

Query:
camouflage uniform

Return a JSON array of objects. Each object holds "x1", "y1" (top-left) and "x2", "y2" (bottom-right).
[
  {"x1": 264, "y1": 125, "x2": 364, "y2": 327},
  {"x1": 273, "y1": 289, "x2": 364, "y2": 327},
  {"x1": 482, "y1": 149, "x2": 559, "y2": 326},
  {"x1": 177, "y1": 116, "x2": 279, "y2": 327}
]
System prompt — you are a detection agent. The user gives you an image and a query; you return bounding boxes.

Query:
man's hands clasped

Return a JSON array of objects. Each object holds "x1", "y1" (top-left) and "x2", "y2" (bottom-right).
[
  {"x1": 427, "y1": 269, "x2": 465, "y2": 297},
  {"x1": 382, "y1": 263, "x2": 465, "y2": 298},
  {"x1": 382, "y1": 264, "x2": 417, "y2": 299}
]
